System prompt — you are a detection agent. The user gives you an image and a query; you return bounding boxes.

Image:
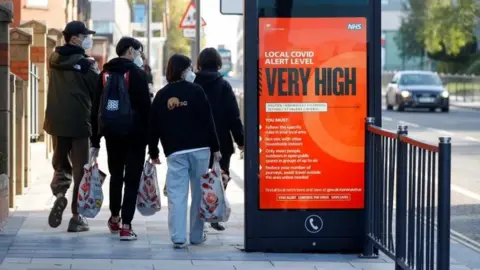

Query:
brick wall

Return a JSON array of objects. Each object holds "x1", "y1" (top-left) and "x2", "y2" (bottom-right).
[
  {"x1": 10, "y1": 61, "x2": 29, "y2": 81},
  {"x1": 93, "y1": 55, "x2": 106, "y2": 69},
  {"x1": 21, "y1": 0, "x2": 70, "y2": 30},
  {"x1": 31, "y1": 47, "x2": 45, "y2": 63}
]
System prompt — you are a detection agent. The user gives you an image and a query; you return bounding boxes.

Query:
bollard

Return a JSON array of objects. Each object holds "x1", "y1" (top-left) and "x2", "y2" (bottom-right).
[
  {"x1": 395, "y1": 125, "x2": 408, "y2": 270},
  {"x1": 437, "y1": 136, "x2": 452, "y2": 270}
]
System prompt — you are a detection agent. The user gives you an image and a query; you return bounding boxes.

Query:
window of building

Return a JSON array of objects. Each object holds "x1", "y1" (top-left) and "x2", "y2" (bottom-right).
[
  {"x1": 26, "y1": 0, "x2": 48, "y2": 7},
  {"x1": 92, "y1": 21, "x2": 114, "y2": 34},
  {"x1": 133, "y1": 30, "x2": 146, "y2": 37}
]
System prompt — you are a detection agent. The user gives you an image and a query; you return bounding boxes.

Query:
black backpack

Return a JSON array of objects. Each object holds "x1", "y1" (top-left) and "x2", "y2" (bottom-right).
[{"x1": 98, "y1": 71, "x2": 134, "y2": 136}]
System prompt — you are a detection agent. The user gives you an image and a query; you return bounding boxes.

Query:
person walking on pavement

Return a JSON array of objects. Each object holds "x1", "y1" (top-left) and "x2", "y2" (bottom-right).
[
  {"x1": 43, "y1": 21, "x2": 99, "y2": 232},
  {"x1": 90, "y1": 37, "x2": 151, "y2": 241},
  {"x1": 148, "y1": 54, "x2": 221, "y2": 249},
  {"x1": 194, "y1": 47, "x2": 245, "y2": 231}
]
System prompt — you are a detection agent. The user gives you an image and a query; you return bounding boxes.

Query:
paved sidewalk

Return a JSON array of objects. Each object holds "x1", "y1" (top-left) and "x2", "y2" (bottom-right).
[
  {"x1": 450, "y1": 101, "x2": 480, "y2": 110},
  {"x1": 0, "y1": 142, "x2": 478, "y2": 270},
  {"x1": 446, "y1": 95, "x2": 480, "y2": 110}
]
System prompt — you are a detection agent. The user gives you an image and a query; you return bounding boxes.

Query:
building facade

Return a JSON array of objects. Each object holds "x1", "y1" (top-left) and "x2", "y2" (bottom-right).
[
  {"x1": 90, "y1": 0, "x2": 131, "y2": 60},
  {"x1": 235, "y1": 16, "x2": 243, "y2": 77},
  {"x1": 234, "y1": 0, "x2": 425, "y2": 75},
  {"x1": 2, "y1": 0, "x2": 87, "y2": 29}
]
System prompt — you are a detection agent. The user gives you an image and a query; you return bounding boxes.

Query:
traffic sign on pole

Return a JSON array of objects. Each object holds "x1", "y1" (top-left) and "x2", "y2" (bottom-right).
[
  {"x1": 178, "y1": 2, "x2": 206, "y2": 29},
  {"x1": 183, "y1": 27, "x2": 205, "y2": 38}
]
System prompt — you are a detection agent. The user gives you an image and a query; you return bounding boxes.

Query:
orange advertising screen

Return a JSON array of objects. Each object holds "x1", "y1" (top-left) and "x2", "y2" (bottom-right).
[{"x1": 258, "y1": 17, "x2": 367, "y2": 210}]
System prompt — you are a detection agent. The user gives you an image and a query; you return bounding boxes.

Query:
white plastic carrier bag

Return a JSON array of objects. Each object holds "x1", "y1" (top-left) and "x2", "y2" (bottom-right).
[
  {"x1": 136, "y1": 159, "x2": 162, "y2": 216},
  {"x1": 199, "y1": 161, "x2": 231, "y2": 222}
]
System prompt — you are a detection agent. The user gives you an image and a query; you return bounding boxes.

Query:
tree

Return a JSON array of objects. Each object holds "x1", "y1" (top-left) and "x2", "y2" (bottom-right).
[
  {"x1": 394, "y1": 0, "x2": 428, "y2": 61},
  {"x1": 127, "y1": 0, "x2": 190, "y2": 57},
  {"x1": 423, "y1": 0, "x2": 478, "y2": 57},
  {"x1": 165, "y1": 0, "x2": 190, "y2": 56}
]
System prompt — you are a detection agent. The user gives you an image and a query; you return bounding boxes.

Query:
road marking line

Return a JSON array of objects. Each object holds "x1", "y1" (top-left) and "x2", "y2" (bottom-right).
[
  {"x1": 426, "y1": 127, "x2": 454, "y2": 136},
  {"x1": 382, "y1": 116, "x2": 393, "y2": 121},
  {"x1": 398, "y1": 120, "x2": 419, "y2": 128},
  {"x1": 450, "y1": 229, "x2": 480, "y2": 254},
  {"x1": 465, "y1": 136, "x2": 480, "y2": 142},
  {"x1": 452, "y1": 184, "x2": 480, "y2": 202}
]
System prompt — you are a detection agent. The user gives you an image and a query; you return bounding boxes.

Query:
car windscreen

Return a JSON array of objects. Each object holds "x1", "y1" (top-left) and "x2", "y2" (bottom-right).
[{"x1": 399, "y1": 74, "x2": 443, "y2": 86}]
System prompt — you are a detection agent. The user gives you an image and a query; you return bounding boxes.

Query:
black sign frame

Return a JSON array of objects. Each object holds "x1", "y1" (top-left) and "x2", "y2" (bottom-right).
[{"x1": 243, "y1": 0, "x2": 382, "y2": 253}]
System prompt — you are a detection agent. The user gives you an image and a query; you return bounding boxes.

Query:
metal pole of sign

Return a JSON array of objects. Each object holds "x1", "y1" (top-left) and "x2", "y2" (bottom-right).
[
  {"x1": 146, "y1": 0, "x2": 152, "y2": 66},
  {"x1": 190, "y1": 38, "x2": 195, "y2": 65},
  {"x1": 193, "y1": 0, "x2": 201, "y2": 68}
]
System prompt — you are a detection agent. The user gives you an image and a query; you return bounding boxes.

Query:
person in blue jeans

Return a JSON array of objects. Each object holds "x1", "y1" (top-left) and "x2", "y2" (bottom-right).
[{"x1": 148, "y1": 54, "x2": 221, "y2": 248}]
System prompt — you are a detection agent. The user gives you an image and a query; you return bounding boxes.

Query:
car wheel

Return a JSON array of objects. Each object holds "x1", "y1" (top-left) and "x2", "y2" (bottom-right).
[
  {"x1": 441, "y1": 107, "x2": 449, "y2": 113},
  {"x1": 429, "y1": 108, "x2": 436, "y2": 112},
  {"x1": 397, "y1": 105, "x2": 405, "y2": 112},
  {"x1": 385, "y1": 97, "x2": 393, "y2": 110}
]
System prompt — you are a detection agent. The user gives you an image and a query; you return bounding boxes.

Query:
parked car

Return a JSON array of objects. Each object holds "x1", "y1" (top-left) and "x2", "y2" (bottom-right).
[{"x1": 385, "y1": 71, "x2": 450, "y2": 112}]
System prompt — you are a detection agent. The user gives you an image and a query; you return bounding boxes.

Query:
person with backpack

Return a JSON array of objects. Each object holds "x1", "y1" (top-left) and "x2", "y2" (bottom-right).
[
  {"x1": 194, "y1": 48, "x2": 245, "y2": 231},
  {"x1": 43, "y1": 21, "x2": 99, "y2": 233},
  {"x1": 148, "y1": 54, "x2": 221, "y2": 248},
  {"x1": 90, "y1": 37, "x2": 151, "y2": 241}
]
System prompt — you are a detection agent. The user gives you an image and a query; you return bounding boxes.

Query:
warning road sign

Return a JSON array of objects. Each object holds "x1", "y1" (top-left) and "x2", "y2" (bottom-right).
[{"x1": 178, "y1": 2, "x2": 207, "y2": 29}]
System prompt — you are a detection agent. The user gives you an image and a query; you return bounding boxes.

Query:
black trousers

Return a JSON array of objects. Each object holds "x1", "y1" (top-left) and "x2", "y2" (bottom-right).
[
  {"x1": 50, "y1": 136, "x2": 89, "y2": 215},
  {"x1": 105, "y1": 136, "x2": 146, "y2": 225}
]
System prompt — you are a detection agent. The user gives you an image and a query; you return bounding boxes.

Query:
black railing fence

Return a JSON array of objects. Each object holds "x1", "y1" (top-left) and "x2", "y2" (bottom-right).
[{"x1": 363, "y1": 117, "x2": 452, "y2": 270}]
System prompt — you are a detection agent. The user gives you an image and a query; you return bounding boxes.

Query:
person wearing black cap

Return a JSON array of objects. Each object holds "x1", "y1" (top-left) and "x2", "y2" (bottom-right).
[{"x1": 43, "y1": 20, "x2": 99, "y2": 233}]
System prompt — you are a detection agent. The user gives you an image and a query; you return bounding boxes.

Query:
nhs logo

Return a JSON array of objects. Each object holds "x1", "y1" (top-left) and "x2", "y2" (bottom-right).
[{"x1": 347, "y1": 23, "x2": 363, "y2": 30}]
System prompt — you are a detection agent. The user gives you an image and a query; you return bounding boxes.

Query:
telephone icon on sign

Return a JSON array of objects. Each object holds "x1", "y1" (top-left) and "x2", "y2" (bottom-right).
[
  {"x1": 309, "y1": 218, "x2": 319, "y2": 230},
  {"x1": 305, "y1": 215, "x2": 323, "y2": 233}
]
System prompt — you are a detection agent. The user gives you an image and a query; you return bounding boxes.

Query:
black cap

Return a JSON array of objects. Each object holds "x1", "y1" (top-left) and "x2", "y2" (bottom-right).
[{"x1": 62, "y1": 21, "x2": 96, "y2": 36}]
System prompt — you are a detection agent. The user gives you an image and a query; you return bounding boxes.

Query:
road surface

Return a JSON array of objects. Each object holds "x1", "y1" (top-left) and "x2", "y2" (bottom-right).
[{"x1": 382, "y1": 105, "x2": 480, "y2": 246}]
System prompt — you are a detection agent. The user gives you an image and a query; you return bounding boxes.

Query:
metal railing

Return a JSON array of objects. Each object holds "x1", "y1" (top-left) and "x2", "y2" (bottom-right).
[
  {"x1": 29, "y1": 63, "x2": 39, "y2": 142},
  {"x1": 363, "y1": 117, "x2": 452, "y2": 270}
]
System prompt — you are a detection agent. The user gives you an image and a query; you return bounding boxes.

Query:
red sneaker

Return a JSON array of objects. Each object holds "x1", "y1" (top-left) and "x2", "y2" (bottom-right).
[
  {"x1": 108, "y1": 217, "x2": 121, "y2": 234},
  {"x1": 120, "y1": 225, "x2": 138, "y2": 241}
]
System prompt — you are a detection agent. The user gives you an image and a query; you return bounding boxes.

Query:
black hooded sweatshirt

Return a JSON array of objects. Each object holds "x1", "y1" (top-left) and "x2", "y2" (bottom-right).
[
  {"x1": 194, "y1": 70, "x2": 244, "y2": 154},
  {"x1": 90, "y1": 58, "x2": 151, "y2": 148}
]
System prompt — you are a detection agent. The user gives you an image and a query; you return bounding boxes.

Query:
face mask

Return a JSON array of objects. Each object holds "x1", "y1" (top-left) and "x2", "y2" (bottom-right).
[
  {"x1": 134, "y1": 54, "x2": 144, "y2": 68},
  {"x1": 81, "y1": 36, "x2": 93, "y2": 50},
  {"x1": 184, "y1": 71, "x2": 196, "y2": 83}
]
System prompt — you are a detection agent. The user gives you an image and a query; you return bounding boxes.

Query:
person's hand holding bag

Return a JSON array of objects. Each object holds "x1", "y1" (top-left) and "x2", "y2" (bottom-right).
[
  {"x1": 90, "y1": 147, "x2": 99, "y2": 159},
  {"x1": 213, "y1": 151, "x2": 222, "y2": 162},
  {"x1": 150, "y1": 155, "x2": 161, "y2": 165}
]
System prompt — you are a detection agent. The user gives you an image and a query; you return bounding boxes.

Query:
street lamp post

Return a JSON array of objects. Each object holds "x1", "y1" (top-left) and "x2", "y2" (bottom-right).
[{"x1": 193, "y1": 0, "x2": 201, "y2": 66}]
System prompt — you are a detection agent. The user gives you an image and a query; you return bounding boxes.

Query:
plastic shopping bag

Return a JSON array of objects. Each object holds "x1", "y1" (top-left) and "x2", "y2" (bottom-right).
[
  {"x1": 77, "y1": 157, "x2": 104, "y2": 218},
  {"x1": 199, "y1": 161, "x2": 231, "y2": 223},
  {"x1": 136, "y1": 159, "x2": 162, "y2": 216}
]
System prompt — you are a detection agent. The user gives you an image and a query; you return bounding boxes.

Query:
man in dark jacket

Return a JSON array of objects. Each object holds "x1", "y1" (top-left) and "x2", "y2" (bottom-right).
[
  {"x1": 43, "y1": 21, "x2": 98, "y2": 232},
  {"x1": 90, "y1": 37, "x2": 151, "y2": 241},
  {"x1": 195, "y1": 47, "x2": 245, "y2": 231}
]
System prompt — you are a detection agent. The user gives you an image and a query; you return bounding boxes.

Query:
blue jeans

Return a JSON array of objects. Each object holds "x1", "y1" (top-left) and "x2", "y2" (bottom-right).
[{"x1": 166, "y1": 148, "x2": 210, "y2": 244}]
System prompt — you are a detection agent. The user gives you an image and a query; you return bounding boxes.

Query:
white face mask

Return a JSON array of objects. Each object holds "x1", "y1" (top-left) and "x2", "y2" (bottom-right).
[
  {"x1": 184, "y1": 70, "x2": 196, "y2": 83},
  {"x1": 81, "y1": 36, "x2": 93, "y2": 50},
  {"x1": 134, "y1": 54, "x2": 144, "y2": 68}
]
